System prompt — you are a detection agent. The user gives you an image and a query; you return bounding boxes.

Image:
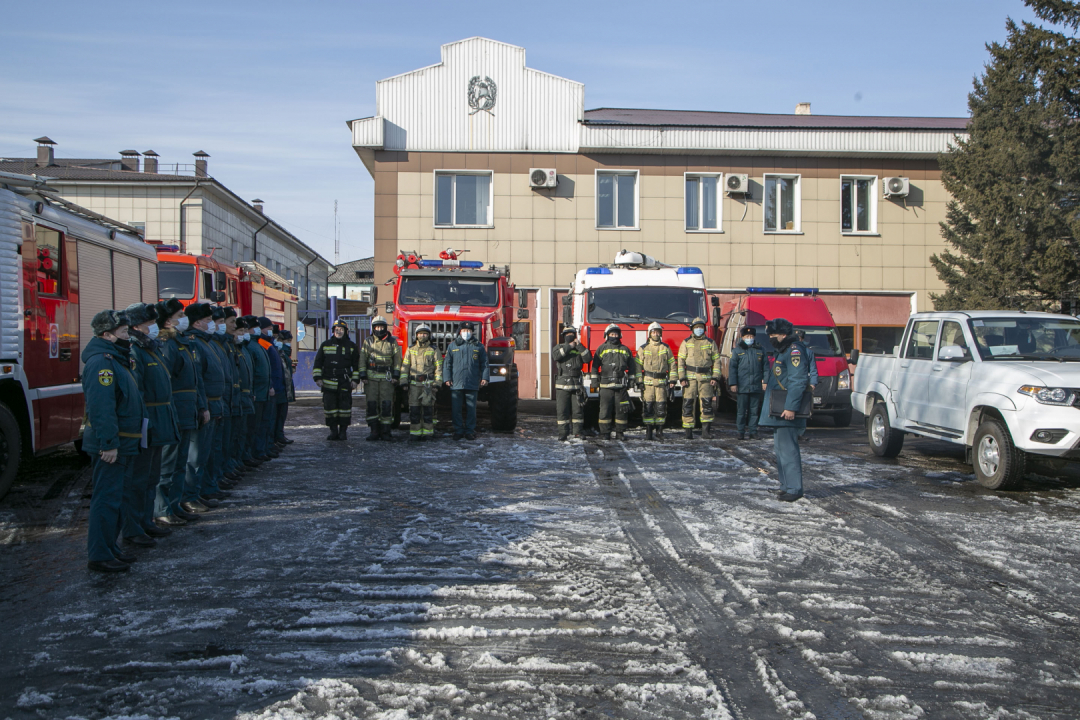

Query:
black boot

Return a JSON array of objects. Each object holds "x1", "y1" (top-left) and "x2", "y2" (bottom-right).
[
  {"x1": 380, "y1": 426, "x2": 392, "y2": 441},
  {"x1": 558, "y1": 425, "x2": 570, "y2": 441},
  {"x1": 702, "y1": 423, "x2": 712, "y2": 440},
  {"x1": 655, "y1": 426, "x2": 664, "y2": 441},
  {"x1": 327, "y1": 422, "x2": 339, "y2": 441},
  {"x1": 645, "y1": 426, "x2": 654, "y2": 441},
  {"x1": 615, "y1": 430, "x2": 625, "y2": 441},
  {"x1": 338, "y1": 424, "x2": 347, "y2": 441},
  {"x1": 685, "y1": 427, "x2": 694, "y2": 440},
  {"x1": 367, "y1": 423, "x2": 381, "y2": 441},
  {"x1": 572, "y1": 424, "x2": 583, "y2": 438}
]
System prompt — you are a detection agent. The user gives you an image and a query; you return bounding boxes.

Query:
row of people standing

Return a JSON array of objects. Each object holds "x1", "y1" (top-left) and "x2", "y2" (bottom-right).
[{"x1": 81, "y1": 301, "x2": 297, "y2": 573}]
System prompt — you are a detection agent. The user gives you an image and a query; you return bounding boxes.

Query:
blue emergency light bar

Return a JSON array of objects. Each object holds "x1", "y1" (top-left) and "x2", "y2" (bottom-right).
[
  {"x1": 746, "y1": 287, "x2": 819, "y2": 294},
  {"x1": 676, "y1": 267, "x2": 703, "y2": 274},
  {"x1": 154, "y1": 244, "x2": 181, "y2": 252},
  {"x1": 418, "y1": 259, "x2": 484, "y2": 269},
  {"x1": 586, "y1": 267, "x2": 613, "y2": 274}
]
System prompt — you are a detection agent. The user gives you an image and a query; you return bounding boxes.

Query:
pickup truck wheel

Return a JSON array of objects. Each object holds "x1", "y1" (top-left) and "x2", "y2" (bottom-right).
[
  {"x1": 0, "y1": 403, "x2": 22, "y2": 501},
  {"x1": 868, "y1": 403, "x2": 903, "y2": 458},
  {"x1": 973, "y1": 419, "x2": 1026, "y2": 490},
  {"x1": 833, "y1": 407, "x2": 853, "y2": 428}
]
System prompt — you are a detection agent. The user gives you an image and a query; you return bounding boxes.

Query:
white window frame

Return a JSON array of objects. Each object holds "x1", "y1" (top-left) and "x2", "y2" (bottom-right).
[
  {"x1": 684, "y1": 172, "x2": 723, "y2": 233},
  {"x1": 763, "y1": 173, "x2": 802, "y2": 234},
  {"x1": 595, "y1": 169, "x2": 640, "y2": 231},
  {"x1": 840, "y1": 175, "x2": 879, "y2": 235},
  {"x1": 433, "y1": 170, "x2": 494, "y2": 228}
]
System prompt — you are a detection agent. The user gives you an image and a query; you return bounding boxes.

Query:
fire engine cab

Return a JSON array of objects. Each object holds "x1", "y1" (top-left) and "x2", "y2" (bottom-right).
[
  {"x1": 388, "y1": 249, "x2": 526, "y2": 430},
  {"x1": 0, "y1": 174, "x2": 157, "y2": 499}
]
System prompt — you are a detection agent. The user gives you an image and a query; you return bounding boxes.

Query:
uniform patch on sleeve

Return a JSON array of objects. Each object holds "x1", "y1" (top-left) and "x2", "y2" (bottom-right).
[
  {"x1": 790, "y1": 348, "x2": 801, "y2": 355},
  {"x1": 791, "y1": 357, "x2": 801, "y2": 367},
  {"x1": 98, "y1": 369, "x2": 114, "y2": 386},
  {"x1": 774, "y1": 365, "x2": 782, "y2": 376}
]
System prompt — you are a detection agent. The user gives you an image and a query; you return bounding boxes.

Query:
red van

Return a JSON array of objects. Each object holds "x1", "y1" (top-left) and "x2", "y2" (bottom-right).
[{"x1": 718, "y1": 288, "x2": 853, "y2": 426}]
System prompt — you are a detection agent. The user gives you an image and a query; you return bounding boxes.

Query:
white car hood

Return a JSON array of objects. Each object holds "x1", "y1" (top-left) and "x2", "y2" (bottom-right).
[{"x1": 1004, "y1": 361, "x2": 1080, "y2": 387}]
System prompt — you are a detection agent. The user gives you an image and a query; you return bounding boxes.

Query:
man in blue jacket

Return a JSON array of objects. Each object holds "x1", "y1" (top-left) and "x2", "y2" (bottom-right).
[
  {"x1": 256, "y1": 317, "x2": 284, "y2": 459},
  {"x1": 758, "y1": 318, "x2": 810, "y2": 502},
  {"x1": 81, "y1": 310, "x2": 146, "y2": 572},
  {"x1": 182, "y1": 303, "x2": 226, "y2": 513},
  {"x1": 241, "y1": 315, "x2": 272, "y2": 464},
  {"x1": 729, "y1": 326, "x2": 766, "y2": 440},
  {"x1": 441, "y1": 322, "x2": 489, "y2": 441},
  {"x1": 155, "y1": 299, "x2": 202, "y2": 525}
]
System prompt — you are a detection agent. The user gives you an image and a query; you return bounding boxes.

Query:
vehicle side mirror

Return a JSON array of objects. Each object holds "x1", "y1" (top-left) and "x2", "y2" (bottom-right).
[
  {"x1": 517, "y1": 308, "x2": 529, "y2": 319},
  {"x1": 711, "y1": 313, "x2": 720, "y2": 328},
  {"x1": 518, "y1": 289, "x2": 528, "y2": 309},
  {"x1": 938, "y1": 345, "x2": 969, "y2": 362},
  {"x1": 211, "y1": 290, "x2": 226, "y2": 303},
  {"x1": 848, "y1": 349, "x2": 860, "y2": 366},
  {"x1": 215, "y1": 271, "x2": 226, "y2": 287},
  {"x1": 370, "y1": 288, "x2": 378, "y2": 305},
  {"x1": 561, "y1": 294, "x2": 572, "y2": 306},
  {"x1": 710, "y1": 296, "x2": 719, "y2": 308},
  {"x1": 562, "y1": 306, "x2": 572, "y2": 326},
  {"x1": 384, "y1": 301, "x2": 395, "y2": 314}
]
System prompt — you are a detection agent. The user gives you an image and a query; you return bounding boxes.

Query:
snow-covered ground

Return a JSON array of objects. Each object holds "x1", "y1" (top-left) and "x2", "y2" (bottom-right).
[{"x1": 2, "y1": 405, "x2": 1080, "y2": 719}]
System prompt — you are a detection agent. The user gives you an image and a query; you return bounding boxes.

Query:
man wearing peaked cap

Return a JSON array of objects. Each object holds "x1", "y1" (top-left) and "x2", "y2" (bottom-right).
[
  {"x1": 154, "y1": 298, "x2": 201, "y2": 524},
  {"x1": 179, "y1": 303, "x2": 226, "y2": 514},
  {"x1": 759, "y1": 317, "x2": 810, "y2": 502},
  {"x1": 204, "y1": 305, "x2": 236, "y2": 496}
]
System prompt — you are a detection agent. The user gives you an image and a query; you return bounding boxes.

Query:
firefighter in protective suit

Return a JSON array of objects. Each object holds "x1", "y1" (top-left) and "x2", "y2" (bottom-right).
[
  {"x1": 359, "y1": 315, "x2": 401, "y2": 441},
  {"x1": 590, "y1": 324, "x2": 634, "y2": 440},
  {"x1": 552, "y1": 326, "x2": 592, "y2": 441},
  {"x1": 678, "y1": 317, "x2": 721, "y2": 439},
  {"x1": 635, "y1": 322, "x2": 677, "y2": 441},
  {"x1": 401, "y1": 324, "x2": 442, "y2": 440},
  {"x1": 312, "y1": 319, "x2": 360, "y2": 440}
]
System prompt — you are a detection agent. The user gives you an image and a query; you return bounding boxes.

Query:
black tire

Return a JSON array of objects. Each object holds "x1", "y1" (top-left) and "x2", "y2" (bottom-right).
[
  {"x1": 488, "y1": 381, "x2": 518, "y2": 432},
  {"x1": 867, "y1": 403, "x2": 904, "y2": 458},
  {"x1": 0, "y1": 403, "x2": 22, "y2": 501},
  {"x1": 972, "y1": 418, "x2": 1026, "y2": 490},
  {"x1": 833, "y1": 406, "x2": 853, "y2": 428}
]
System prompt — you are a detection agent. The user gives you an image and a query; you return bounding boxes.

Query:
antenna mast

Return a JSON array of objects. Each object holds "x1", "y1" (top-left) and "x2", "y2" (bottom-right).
[{"x1": 334, "y1": 200, "x2": 339, "y2": 265}]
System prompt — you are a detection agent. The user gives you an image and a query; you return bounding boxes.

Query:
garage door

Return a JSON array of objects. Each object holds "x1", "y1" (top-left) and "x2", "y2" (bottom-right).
[
  {"x1": 77, "y1": 242, "x2": 113, "y2": 365},
  {"x1": 140, "y1": 258, "x2": 158, "y2": 303},
  {"x1": 112, "y1": 252, "x2": 141, "y2": 311}
]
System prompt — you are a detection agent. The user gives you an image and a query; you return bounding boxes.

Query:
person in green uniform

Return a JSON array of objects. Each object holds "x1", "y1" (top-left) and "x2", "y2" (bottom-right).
[
  {"x1": 359, "y1": 316, "x2": 401, "y2": 441},
  {"x1": 82, "y1": 310, "x2": 146, "y2": 573},
  {"x1": 241, "y1": 315, "x2": 272, "y2": 463},
  {"x1": 122, "y1": 302, "x2": 180, "y2": 547},
  {"x1": 678, "y1": 317, "x2": 721, "y2": 440},
  {"x1": 182, "y1": 303, "x2": 225, "y2": 512},
  {"x1": 206, "y1": 306, "x2": 235, "y2": 497},
  {"x1": 230, "y1": 317, "x2": 256, "y2": 469},
  {"x1": 401, "y1": 324, "x2": 443, "y2": 441},
  {"x1": 552, "y1": 327, "x2": 592, "y2": 441},
  {"x1": 729, "y1": 326, "x2": 767, "y2": 440},
  {"x1": 635, "y1": 322, "x2": 677, "y2": 441},
  {"x1": 759, "y1": 317, "x2": 811, "y2": 502},
  {"x1": 220, "y1": 307, "x2": 245, "y2": 483},
  {"x1": 155, "y1": 299, "x2": 202, "y2": 525}
]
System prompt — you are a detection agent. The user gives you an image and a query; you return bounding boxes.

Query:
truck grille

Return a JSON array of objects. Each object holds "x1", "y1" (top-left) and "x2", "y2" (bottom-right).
[{"x1": 408, "y1": 320, "x2": 478, "y2": 355}]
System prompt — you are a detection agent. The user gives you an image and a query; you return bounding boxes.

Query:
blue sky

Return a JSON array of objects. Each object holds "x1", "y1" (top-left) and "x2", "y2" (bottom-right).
[{"x1": 1, "y1": 0, "x2": 1038, "y2": 264}]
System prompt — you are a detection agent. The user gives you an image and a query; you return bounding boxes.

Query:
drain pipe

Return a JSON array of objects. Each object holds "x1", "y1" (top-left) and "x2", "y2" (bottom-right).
[
  {"x1": 178, "y1": 179, "x2": 203, "y2": 254},
  {"x1": 302, "y1": 255, "x2": 318, "y2": 313},
  {"x1": 251, "y1": 215, "x2": 271, "y2": 264}
]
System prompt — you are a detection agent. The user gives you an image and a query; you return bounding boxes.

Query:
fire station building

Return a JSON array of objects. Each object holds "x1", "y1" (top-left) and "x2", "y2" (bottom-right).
[{"x1": 349, "y1": 37, "x2": 968, "y2": 399}]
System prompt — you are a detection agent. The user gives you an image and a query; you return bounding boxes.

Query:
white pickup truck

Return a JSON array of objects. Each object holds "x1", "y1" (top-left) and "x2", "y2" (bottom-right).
[{"x1": 850, "y1": 311, "x2": 1080, "y2": 489}]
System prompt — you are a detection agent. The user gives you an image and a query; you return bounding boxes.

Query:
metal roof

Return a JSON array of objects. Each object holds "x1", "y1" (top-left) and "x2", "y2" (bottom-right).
[
  {"x1": 583, "y1": 108, "x2": 970, "y2": 131},
  {"x1": 0, "y1": 158, "x2": 194, "y2": 182},
  {"x1": 328, "y1": 257, "x2": 375, "y2": 283}
]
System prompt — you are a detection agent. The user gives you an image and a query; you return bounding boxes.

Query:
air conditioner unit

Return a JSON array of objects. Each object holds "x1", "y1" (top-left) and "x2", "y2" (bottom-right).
[
  {"x1": 883, "y1": 176, "x2": 910, "y2": 198},
  {"x1": 529, "y1": 168, "x2": 557, "y2": 188},
  {"x1": 725, "y1": 173, "x2": 749, "y2": 195}
]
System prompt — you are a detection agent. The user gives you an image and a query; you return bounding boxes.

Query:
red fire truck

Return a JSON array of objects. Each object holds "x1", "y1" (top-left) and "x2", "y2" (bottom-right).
[
  {"x1": 154, "y1": 248, "x2": 297, "y2": 332},
  {"x1": 0, "y1": 175, "x2": 157, "y2": 499},
  {"x1": 388, "y1": 249, "x2": 526, "y2": 431}
]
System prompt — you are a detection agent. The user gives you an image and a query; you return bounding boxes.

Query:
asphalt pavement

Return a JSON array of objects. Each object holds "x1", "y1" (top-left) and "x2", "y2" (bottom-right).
[{"x1": 2, "y1": 401, "x2": 1080, "y2": 719}]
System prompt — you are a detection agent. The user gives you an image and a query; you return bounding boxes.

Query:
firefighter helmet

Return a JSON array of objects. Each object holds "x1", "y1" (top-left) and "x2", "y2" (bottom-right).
[
  {"x1": 605, "y1": 323, "x2": 622, "y2": 336},
  {"x1": 691, "y1": 316, "x2": 707, "y2": 328},
  {"x1": 415, "y1": 323, "x2": 431, "y2": 334},
  {"x1": 561, "y1": 326, "x2": 578, "y2": 338},
  {"x1": 332, "y1": 318, "x2": 349, "y2": 330},
  {"x1": 647, "y1": 322, "x2": 663, "y2": 334},
  {"x1": 371, "y1": 315, "x2": 388, "y2": 327}
]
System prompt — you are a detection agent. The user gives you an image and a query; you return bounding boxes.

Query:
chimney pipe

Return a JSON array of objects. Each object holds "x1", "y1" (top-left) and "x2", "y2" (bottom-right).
[
  {"x1": 795, "y1": 102, "x2": 812, "y2": 115},
  {"x1": 34, "y1": 136, "x2": 56, "y2": 168},
  {"x1": 119, "y1": 150, "x2": 140, "y2": 172},
  {"x1": 252, "y1": 198, "x2": 264, "y2": 215},
  {"x1": 193, "y1": 150, "x2": 209, "y2": 177},
  {"x1": 142, "y1": 150, "x2": 159, "y2": 174}
]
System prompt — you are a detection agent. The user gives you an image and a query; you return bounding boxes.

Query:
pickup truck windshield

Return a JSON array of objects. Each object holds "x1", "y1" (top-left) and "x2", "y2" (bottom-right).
[
  {"x1": 587, "y1": 287, "x2": 706, "y2": 323},
  {"x1": 969, "y1": 317, "x2": 1080, "y2": 360},
  {"x1": 399, "y1": 277, "x2": 499, "y2": 307},
  {"x1": 158, "y1": 262, "x2": 195, "y2": 299},
  {"x1": 743, "y1": 325, "x2": 844, "y2": 356}
]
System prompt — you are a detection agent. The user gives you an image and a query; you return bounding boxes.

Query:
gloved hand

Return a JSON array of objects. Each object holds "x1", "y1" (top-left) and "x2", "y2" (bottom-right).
[
  {"x1": 681, "y1": 378, "x2": 689, "y2": 387},
  {"x1": 710, "y1": 378, "x2": 718, "y2": 387},
  {"x1": 636, "y1": 382, "x2": 645, "y2": 392},
  {"x1": 315, "y1": 380, "x2": 323, "y2": 388}
]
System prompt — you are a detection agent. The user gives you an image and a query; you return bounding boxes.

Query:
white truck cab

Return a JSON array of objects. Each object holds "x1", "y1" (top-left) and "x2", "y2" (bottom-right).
[{"x1": 850, "y1": 310, "x2": 1080, "y2": 489}]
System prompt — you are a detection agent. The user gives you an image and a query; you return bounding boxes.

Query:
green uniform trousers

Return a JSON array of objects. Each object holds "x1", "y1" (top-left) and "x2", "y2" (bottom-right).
[
  {"x1": 366, "y1": 379, "x2": 395, "y2": 427},
  {"x1": 682, "y1": 378, "x2": 716, "y2": 428},
  {"x1": 641, "y1": 383, "x2": 669, "y2": 425},
  {"x1": 408, "y1": 383, "x2": 437, "y2": 436},
  {"x1": 322, "y1": 387, "x2": 353, "y2": 426}
]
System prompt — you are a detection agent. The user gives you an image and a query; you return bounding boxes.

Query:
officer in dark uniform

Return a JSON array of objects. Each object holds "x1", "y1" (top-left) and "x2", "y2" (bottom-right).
[
  {"x1": 81, "y1": 310, "x2": 146, "y2": 572},
  {"x1": 590, "y1": 324, "x2": 634, "y2": 440},
  {"x1": 123, "y1": 302, "x2": 179, "y2": 547},
  {"x1": 206, "y1": 306, "x2": 235, "y2": 495},
  {"x1": 552, "y1": 327, "x2": 592, "y2": 441},
  {"x1": 277, "y1": 329, "x2": 296, "y2": 445},
  {"x1": 271, "y1": 327, "x2": 292, "y2": 448},
  {"x1": 220, "y1": 307, "x2": 245, "y2": 482},
  {"x1": 729, "y1": 326, "x2": 767, "y2": 440},
  {"x1": 242, "y1": 315, "x2": 272, "y2": 463},
  {"x1": 758, "y1": 317, "x2": 810, "y2": 502},
  {"x1": 256, "y1": 317, "x2": 285, "y2": 457},
  {"x1": 182, "y1": 303, "x2": 226, "y2": 513},
  {"x1": 231, "y1": 317, "x2": 256, "y2": 468},
  {"x1": 313, "y1": 319, "x2": 360, "y2": 440},
  {"x1": 155, "y1": 299, "x2": 202, "y2": 525}
]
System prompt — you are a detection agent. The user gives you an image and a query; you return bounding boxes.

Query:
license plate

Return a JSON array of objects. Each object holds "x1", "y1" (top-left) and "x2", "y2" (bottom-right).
[{"x1": 813, "y1": 396, "x2": 823, "y2": 405}]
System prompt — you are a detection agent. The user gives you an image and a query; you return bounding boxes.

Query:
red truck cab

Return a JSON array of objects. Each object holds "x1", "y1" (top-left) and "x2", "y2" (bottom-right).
[{"x1": 719, "y1": 288, "x2": 853, "y2": 426}]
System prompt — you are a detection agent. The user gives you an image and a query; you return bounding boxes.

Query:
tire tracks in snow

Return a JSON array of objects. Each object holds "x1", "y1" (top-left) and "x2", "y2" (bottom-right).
[{"x1": 584, "y1": 440, "x2": 862, "y2": 720}]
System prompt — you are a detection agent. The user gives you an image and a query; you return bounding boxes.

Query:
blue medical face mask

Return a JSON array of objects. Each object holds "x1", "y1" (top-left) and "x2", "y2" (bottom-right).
[
  {"x1": 243, "y1": 333, "x2": 251, "y2": 342},
  {"x1": 177, "y1": 316, "x2": 190, "y2": 332},
  {"x1": 693, "y1": 327, "x2": 705, "y2": 337},
  {"x1": 274, "y1": 340, "x2": 283, "y2": 349},
  {"x1": 148, "y1": 324, "x2": 160, "y2": 340},
  {"x1": 460, "y1": 331, "x2": 471, "y2": 341},
  {"x1": 216, "y1": 324, "x2": 227, "y2": 335},
  {"x1": 743, "y1": 336, "x2": 754, "y2": 345},
  {"x1": 251, "y1": 327, "x2": 261, "y2": 336},
  {"x1": 206, "y1": 321, "x2": 216, "y2": 334}
]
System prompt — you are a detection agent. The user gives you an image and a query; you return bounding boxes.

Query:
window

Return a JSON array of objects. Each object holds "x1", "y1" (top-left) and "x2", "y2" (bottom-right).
[
  {"x1": 200, "y1": 270, "x2": 213, "y2": 299},
  {"x1": 836, "y1": 325, "x2": 856, "y2": 355},
  {"x1": 399, "y1": 277, "x2": 499, "y2": 307},
  {"x1": 158, "y1": 262, "x2": 195, "y2": 299},
  {"x1": 796, "y1": 326, "x2": 845, "y2": 357},
  {"x1": 586, "y1": 287, "x2": 705, "y2": 323},
  {"x1": 937, "y1": 321, "x2": 969, "y2": 358},
  {"x1": 968, "y1": 316, "x2": 1080, "y2": 359},
  {"x1": 841, "y1": 176, "x2": 877, "y2": 234},
  {"x1": 860, "y1": 326, "x2": 906, "y2": 355},
  {"x1": 596, "y1": 170, "x2": 638, "y2": 229},
  {"x1": 764, "y1": 174, "x2": 800, "y2": 232},
  {"x1": 130, "y1": 222, "x2": 145, "y2": 236},
  {"x1": 434, "y1": 171, "x2": 493, "y2": 227},
  {"x1": 903, "y1": 321, "x2": 939, "y2": 360},
  {"x1": 35, "y1": 226, "x2": 63, "y2": 296},
  {"x1": 685, "y1": 174, "x2": 721, "y2": 231}
]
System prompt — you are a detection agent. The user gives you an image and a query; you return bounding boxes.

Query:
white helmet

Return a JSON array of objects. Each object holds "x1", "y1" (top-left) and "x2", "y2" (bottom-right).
[
  {"x1": 647, "y1": 322, "x2": 663, "y2": 334},
  {"x1": 605, "y1": 323, "x2": 622, "y2": 337},
  {"x1": 415, "y1": 323, "x2": 431, "y2": 334},
  {"x1": 371, "y1": 315, "x2": 388, "y2": 327}
]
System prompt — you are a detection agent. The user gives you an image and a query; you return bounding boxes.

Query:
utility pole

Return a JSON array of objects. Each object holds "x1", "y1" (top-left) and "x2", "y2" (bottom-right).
[{"x1": 334, "y1": 200, "x2": 339, "y2": 265}]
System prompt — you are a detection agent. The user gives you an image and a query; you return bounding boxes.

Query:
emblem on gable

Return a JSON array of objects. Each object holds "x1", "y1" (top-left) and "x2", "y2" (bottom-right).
[{"x1": 468, "y1": 76, "x2": 497, "y2": 115}]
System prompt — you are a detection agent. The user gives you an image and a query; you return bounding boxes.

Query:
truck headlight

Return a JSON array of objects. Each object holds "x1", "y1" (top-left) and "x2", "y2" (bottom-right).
[
  {"x1": 837, "y1": 369, "x2": 850, "y2": 390},
  {"x1": 1018, "y1": 385, "x2": 1077, "y2": 406}
]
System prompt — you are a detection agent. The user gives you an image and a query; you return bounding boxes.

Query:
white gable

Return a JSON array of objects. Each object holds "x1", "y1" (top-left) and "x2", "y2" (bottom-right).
[{"x1": 352, "y1": 37, "x2": 584, "y2": 154}]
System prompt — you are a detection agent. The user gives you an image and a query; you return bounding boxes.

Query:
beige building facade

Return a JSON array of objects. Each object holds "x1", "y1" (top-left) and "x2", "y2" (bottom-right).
[{"x1": 351, "y1": 37, "x2": 967, "y2": 398}]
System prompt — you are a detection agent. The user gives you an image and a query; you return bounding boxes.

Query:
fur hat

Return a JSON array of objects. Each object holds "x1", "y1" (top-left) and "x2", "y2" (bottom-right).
[
  {"x1": 92, "y1": 309, "x2": 128, "y2": 336},
  {"x1": 281, "y1": 330, "x2": 292, "y2": 340},
  {"x1": 234, "y1": 317, "x2": 249, "y2": 330},
  {"x1": 184, "y1": 302, "x2": 213, "y2": 322},
  {"x1": 210, "y1": 305, "x2": 226, "y2": 321},
  {"x1": 124, "y1": 302, "x2": 158, "y2": 328},
  {"x1": 257, "y1": 316, "x2": 274, "y2": 330},
  {"x1": 223, "y1": 306, "x2": 238, "y2": 319},
  {"x1": 740, "y1": 326, "x2": 757, "y2": 337},
  {"x1": 156, "y1": 298, "x2": 184, "y2": 327},
  {"x1": 765, "y1": 318, "x2": 794, "y2": 336}
]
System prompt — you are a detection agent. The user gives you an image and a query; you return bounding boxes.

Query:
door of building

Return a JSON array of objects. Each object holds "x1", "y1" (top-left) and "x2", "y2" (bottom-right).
[{"x1": 512, "y1": 289, "x2": 537, "y2": 399}]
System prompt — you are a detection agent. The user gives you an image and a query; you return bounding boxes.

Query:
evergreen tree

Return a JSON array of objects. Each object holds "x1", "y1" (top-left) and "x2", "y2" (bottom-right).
[{"x1": 932, "y1": 0, "x2": 1080, "y2": 311}]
